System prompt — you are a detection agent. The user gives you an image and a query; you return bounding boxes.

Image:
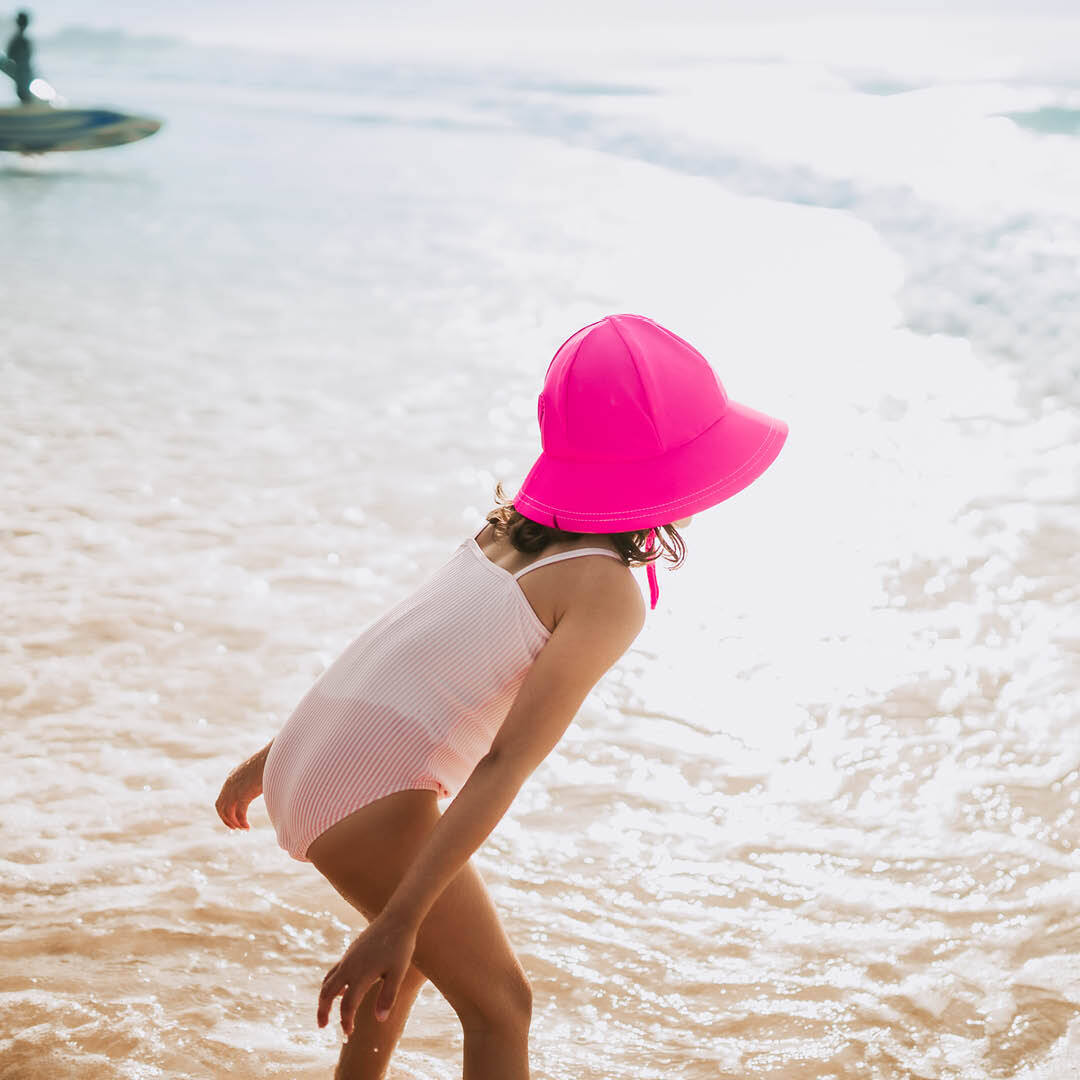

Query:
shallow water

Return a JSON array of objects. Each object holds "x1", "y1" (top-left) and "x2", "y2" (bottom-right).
[{"x1": 2, "y1": 15, "x2": 1079, "y2": 1079}]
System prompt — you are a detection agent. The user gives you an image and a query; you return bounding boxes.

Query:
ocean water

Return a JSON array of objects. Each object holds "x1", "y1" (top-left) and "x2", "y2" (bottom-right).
[{"x1": 2, "y1": 12, "x2": 1078, "y2": 1079}]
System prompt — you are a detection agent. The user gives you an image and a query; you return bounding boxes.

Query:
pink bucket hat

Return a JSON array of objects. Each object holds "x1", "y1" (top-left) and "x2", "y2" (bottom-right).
[{"x1": 514, "y1": 313, "x2": 788, "y2": 608}]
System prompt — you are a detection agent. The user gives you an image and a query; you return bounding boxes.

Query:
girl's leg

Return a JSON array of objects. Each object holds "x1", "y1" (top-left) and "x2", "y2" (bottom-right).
[
  {"x1": 332, "y1": 963, "x2": 427, "y2": 1080},
  {"x1": 308, "y1": 790, "x2": 532, "y2": 1080},
  {"x1": 310, "y1": 800, "x2": 432, "y2": 1080}
]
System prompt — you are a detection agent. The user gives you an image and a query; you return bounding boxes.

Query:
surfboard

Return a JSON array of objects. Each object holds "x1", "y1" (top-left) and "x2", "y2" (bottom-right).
[{"x1": 0, "y1": 103, "x2": 162, "y2": 152}]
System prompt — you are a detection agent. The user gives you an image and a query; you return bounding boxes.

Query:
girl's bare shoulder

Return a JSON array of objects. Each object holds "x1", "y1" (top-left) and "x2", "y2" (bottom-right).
[{"x1": 555, "y1": 551, "x2": 645, "y2": 637}]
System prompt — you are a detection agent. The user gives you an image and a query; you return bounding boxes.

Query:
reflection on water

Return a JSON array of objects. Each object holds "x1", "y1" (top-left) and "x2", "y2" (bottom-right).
[{"x1": 3, "y1": 22, "x2": 1080, "y2": 1080}]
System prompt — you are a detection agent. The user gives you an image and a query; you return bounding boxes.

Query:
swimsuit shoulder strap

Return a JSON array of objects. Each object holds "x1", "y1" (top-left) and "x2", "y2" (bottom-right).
[{"x1": 512, "y1": 548, "x2": 623, "y2": 580}]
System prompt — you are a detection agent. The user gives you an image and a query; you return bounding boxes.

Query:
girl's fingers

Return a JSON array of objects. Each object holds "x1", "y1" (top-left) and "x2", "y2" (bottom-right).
[
  {"x1": 215, "y1": 782, "x2": 236, "y2": 826},
  {"x1": 375, "y1": 967, "x2": 403, "y2": 1022},
  {"x1": 216, "y1": 769, "x2": 263, "y2": 831},
  {"x1": 215, "y1": 787, "x2": 253, "y2": 831},
  {"x1": 318, "y1": 965, "x2": 382, "y2": 1035},
  {"x1": 340, "y1": 983, "x2": 365, "y2": 1036},
  {"x1": 317, "y1": 973, "x2": 344, "y2": 1028}
]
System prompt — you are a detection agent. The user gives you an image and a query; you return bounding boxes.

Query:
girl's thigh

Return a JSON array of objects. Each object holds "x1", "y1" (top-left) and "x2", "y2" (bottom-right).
[{"x1": 307, "y1": 790, "x2": 531, "y2": 1028}]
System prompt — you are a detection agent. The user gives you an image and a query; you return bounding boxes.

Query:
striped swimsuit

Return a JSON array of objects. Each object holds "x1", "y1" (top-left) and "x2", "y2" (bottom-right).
[{"x1": 262, "y1": 529, "x2": 624, "y2": 861}]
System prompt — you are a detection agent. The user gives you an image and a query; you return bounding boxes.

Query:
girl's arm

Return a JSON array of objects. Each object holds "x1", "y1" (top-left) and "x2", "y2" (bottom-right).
[
  {"x1": 216, "y1": 739, "x2": 273, "y2": 830},
  {"x1": 386, "y1": 578, "x2": 643, "y2": 927},
  {"x1": 318, "y1": 564, "x2": 645, "y2": 1028}
]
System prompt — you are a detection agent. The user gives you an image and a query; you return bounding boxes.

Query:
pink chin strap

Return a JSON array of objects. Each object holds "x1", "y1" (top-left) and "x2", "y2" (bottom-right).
[{"x1": 644, "y1": 528, "x2": 659, "y2": 610}]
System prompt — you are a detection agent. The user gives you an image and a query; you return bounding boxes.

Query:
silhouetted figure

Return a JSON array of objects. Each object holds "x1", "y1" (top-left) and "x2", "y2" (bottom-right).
[{"x1": 3, "y1": 11, "x2": 35, "y2": 105}]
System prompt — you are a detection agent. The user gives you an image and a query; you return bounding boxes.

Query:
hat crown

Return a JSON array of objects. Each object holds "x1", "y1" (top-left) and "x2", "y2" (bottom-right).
[{"x1": 537, "y1": 314, "x2": 728, "y2": 464}]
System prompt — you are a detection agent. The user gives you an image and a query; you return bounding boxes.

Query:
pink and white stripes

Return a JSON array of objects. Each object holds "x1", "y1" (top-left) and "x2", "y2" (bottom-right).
[{"x1": 262, "y1": 533, "x2": 622, "y2": 861}]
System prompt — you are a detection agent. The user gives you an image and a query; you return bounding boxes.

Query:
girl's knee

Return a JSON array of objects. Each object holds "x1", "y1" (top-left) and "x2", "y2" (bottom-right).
[
  {"x1": 507, "y1": 964, "x2": 533, "y2": 1025},
  {"x1": 456, "y1": 962, "x2": 532, "y2": 1037}
]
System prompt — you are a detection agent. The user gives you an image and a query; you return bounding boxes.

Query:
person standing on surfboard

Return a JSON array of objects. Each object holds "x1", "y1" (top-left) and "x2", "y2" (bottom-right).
[
  {"x1": 2, "y1": 11, "x2": 35, "y2": 104},
  {"x1": 215, "y1": 313, "x2": 789, "y2": 1078}
]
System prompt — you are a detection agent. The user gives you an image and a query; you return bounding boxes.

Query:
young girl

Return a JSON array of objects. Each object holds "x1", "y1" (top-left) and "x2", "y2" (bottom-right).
[{"x1": 215, "y1": 313, "x2": 788, "y2": 1079}]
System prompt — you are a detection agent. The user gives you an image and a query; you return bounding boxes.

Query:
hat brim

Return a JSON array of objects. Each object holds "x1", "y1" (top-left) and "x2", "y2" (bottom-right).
[{"x1": 513, "y1": 398, "x2": 788, "y2": 533}]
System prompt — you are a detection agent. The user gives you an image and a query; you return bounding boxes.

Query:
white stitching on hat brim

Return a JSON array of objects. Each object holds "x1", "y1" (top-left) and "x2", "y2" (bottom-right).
[{"x1": 515, "y1": 416, "x2": 786, "y2": 522}]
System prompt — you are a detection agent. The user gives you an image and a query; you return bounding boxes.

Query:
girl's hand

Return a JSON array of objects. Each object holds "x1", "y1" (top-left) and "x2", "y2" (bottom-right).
[
  {"x1": 317, "y1": 915, "x2": 418, "y2": 1034},
  {"x1": 215, "y1": 754, "x2": 264, "y2": 830}
]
